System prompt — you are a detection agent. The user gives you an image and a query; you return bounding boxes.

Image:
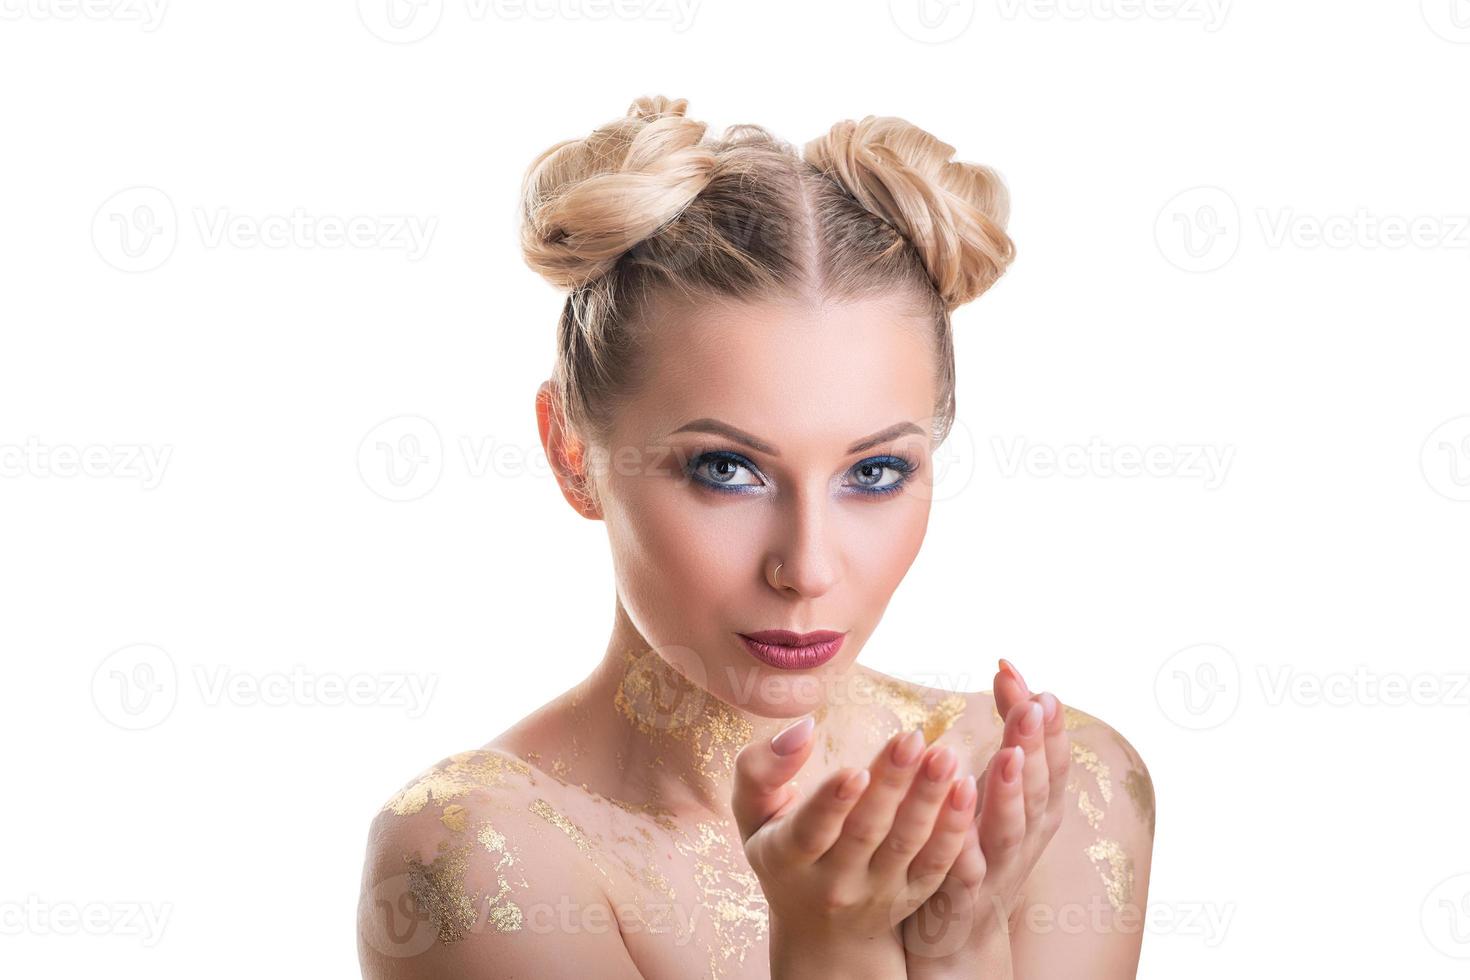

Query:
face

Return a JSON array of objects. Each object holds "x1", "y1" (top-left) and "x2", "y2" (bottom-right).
[{"x1": 555, "y1": 291, "x2": 940, "y2": 719}]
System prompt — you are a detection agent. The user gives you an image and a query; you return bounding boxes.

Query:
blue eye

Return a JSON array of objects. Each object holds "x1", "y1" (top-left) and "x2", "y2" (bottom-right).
[
  {"x1": 848, "y1": 455, "x2": 916, "y2": 495},
  {"x1": 683, "y1": 449, "x2": 917, "y2": 497}
]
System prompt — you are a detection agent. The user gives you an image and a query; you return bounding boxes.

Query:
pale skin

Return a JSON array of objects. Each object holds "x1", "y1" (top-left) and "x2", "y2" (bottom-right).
[{"x1": 357, "y1": 291, "x2": 1156, "y2": 979}]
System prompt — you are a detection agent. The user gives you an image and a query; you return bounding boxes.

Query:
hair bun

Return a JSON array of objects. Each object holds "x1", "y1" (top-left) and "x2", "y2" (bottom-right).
[
  {"x1": 519, "y1": 95, "x2": 719, "y2": 291},
  {"x1": 803, "y1": 116, "x2": 1015, "y2": 310}
]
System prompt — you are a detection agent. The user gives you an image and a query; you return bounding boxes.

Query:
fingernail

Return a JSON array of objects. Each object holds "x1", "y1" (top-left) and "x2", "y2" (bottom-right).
[
  {"x1": 836, "y1": 768, "x2": 869, "y2": 801},
  {"x1": 1040, "y1": 692, "x2": 1059, "y2": 724},
  {"x1": 1003, "y1": 746, "x2": 1024, "y2": 782},
  {"x1": 891, "y1": 728, "x2": 925, "y2": 766},
  {"x1": 771, "y1": 716, "x2": 814, "y2": 756},
  {"x1": 999, "y1": 658, "x2": 1028, "y2": 691},
  {"x1": 1020, "y1": 701, "x2": 1043, "y2": 736},
  {"x1": 925, "y1": 745, "x2": 957, "y2": 782},
  {"x1": 950, "y1": 773, "x2": 977, "y2": 811}
]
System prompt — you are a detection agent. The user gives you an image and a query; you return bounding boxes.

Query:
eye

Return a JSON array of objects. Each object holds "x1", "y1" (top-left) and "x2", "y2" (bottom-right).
[
  {"x1": 847, "y1": 455, "x2": 916, "y2": 496},
  {"x1": 686, "y1": 450, "x2": 764, "y2": 493}
]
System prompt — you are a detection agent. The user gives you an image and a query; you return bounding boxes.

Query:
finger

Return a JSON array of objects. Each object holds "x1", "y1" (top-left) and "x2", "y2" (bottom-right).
[
  {"x1": 770, "y1": 765, "x2": 871, "y2": 863},
  {"x1": 994, "y1": 658, "x2": 1031, "y2": 723},
  {"x1": 820, "y1": 727, "x2": 927, "y2": 870},
  {"x1": 1037, "y1": 691, "x2": 1072, "y2": 832},
  {"x1": 869, "y1": 744, "x2": 960, "y2": 882},
  {"x1": 732, "y1": 715, "x2": 816, "y2": 844},
  {"x1": 977, "y1": 745, "x2": 1027, "y2": 878},
  {"x1": 1007, "y1": 699, "x2": 1050, "y2": 828},
  {"x1": 905, "y1": 771, "x2": 979, "y2": 888}
]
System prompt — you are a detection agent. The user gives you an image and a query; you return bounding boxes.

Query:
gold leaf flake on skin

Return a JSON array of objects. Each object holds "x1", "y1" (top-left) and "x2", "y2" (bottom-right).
[
  {"x1": 440, "y1": 804, "x2": 467, "y2": 832},
  {"x1": 1124, "y1": 767, "x2": 1156, "y2": 838},
  {"x1": 1063, "y1": 704, "x2": 1105, "y2": 731},
  {"x1": 400, "y1": 816, "x2": 529, "y2": 944},
  {"x1": 1076, "y1": 788, "x2": 1104, "y2": 830},
  {"x1": 1071, "y1": 741, "x2": 1113, "y2": 805},
  {"x1": 1084, "y1": 838, "x2": 1134, "y2": 911},
  {"x1": 382, "y1": 750, "x2": 532, "y2": 817},
  {"x1": 404, "y1": 837, "x2": 479, "y2": 944},
  {"x1": 612, "y1": 650, "x2": 753, "y2": 788},
  {"x1": 859, "y1": 672, "x2": 967, "y2": 744},
  {"x1": 674, "y1": 818, "x2": 768, "y2": 977},
  {"x1": 475, "y1": 820, "x2": 526, "y2": 933}
]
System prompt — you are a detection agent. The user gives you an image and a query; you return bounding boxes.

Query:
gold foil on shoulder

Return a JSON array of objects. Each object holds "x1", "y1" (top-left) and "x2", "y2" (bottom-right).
[
  {"x1": 1083, "y1": 838, "x2": 1134, "y2": 911},
  {"x1": 402, "y1": 816, "x2": 528, "y2": 943},
  {"x1": 382, "y1": 750, "x2": 532, "y2": 817},
  {"x1": 1123, "y1": 767, "x2": 1156, "y2": 838}
]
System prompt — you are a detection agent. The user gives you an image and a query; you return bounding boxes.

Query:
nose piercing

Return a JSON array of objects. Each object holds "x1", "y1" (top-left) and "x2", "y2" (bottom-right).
[{"x1": 771, "y1": 561, "x2": 788, "y2": 591}]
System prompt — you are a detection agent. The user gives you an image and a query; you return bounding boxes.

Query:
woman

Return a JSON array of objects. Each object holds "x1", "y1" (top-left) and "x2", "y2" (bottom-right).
[{"x1": 357, "y1": 95, "x2": 1155, "y2": 979}]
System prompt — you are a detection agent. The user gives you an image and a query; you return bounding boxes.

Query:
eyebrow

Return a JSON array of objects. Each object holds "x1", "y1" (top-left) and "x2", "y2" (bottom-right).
[{"x1": 666, "y1": 418, "x2": 926, "y2": 456}]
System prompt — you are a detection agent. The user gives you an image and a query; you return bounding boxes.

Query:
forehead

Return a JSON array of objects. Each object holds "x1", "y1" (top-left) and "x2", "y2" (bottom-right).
[{"x1": 621, "y1": 292, "x2": 937, "y2": 447}]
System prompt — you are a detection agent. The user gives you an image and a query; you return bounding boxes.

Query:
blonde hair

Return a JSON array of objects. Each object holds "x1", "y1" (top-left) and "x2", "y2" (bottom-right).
[{"x1": 519, "y1": 94, "x2": 1015, "y2": 457}]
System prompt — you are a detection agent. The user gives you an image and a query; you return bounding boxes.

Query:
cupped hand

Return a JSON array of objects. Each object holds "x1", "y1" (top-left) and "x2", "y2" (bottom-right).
[
  {"x1": 902, "y1": 659, "x2": 1073, "y2": 971},
  {"x1": 731, "y1": 716, "x2": 979, "y2": 978}
]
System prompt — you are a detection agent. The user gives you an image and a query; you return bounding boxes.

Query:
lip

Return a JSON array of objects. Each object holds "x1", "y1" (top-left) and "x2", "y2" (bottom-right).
[{"x1": 736, "y1": 630, "x2": 846, "y2": 670}]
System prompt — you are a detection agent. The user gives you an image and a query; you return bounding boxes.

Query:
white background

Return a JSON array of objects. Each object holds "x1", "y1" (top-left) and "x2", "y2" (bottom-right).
[{"x1": 2, "y1": 1, "x2": 1468, "y2": 976}]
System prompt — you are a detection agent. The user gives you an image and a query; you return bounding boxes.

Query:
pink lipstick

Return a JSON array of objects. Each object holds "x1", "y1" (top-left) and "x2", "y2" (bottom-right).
[{"x1": 736, "y1": 629, "x2": 846, "y2": 670}]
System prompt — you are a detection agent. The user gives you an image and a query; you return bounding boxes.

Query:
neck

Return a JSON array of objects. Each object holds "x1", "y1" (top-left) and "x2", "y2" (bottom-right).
[{"x1": 569, "y1": 599, "x2": 840, "y2": 820}]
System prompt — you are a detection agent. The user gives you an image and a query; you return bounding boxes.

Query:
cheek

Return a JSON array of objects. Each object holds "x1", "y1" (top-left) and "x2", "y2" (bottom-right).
[{"x1": 606, "y1": 480, "x2": 771, "y2": 628}]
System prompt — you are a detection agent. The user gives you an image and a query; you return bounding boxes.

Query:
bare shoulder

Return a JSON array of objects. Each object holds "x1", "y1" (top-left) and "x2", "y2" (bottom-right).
[
  {"x1": 1006, "y1": 705, "x2": 1156, "y2": 975},
  {"x1": 357, "y1": 746, "x2": 642, "y2": 980}
]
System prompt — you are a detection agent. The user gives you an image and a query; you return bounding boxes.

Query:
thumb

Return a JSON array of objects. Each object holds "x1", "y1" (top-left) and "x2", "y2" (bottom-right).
[{"x1": 731, "y1": 715, "x2": 817, "y2": 844}]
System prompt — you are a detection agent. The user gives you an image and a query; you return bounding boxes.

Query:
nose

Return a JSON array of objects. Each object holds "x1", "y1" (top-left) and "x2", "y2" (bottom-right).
[{"x1": 766, "y1": 487, "x2": 838, "y2": 598}]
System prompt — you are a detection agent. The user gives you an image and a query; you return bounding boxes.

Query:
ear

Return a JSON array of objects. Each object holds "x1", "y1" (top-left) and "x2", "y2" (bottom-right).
[{"x1": 535, "y1": 380, "x2": 602, "y2": 520}]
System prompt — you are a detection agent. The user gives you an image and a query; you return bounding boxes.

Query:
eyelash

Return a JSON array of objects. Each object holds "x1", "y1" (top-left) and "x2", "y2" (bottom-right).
[{"x1": 682, "y1": 446, "x2": 918, "y2": 497}]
